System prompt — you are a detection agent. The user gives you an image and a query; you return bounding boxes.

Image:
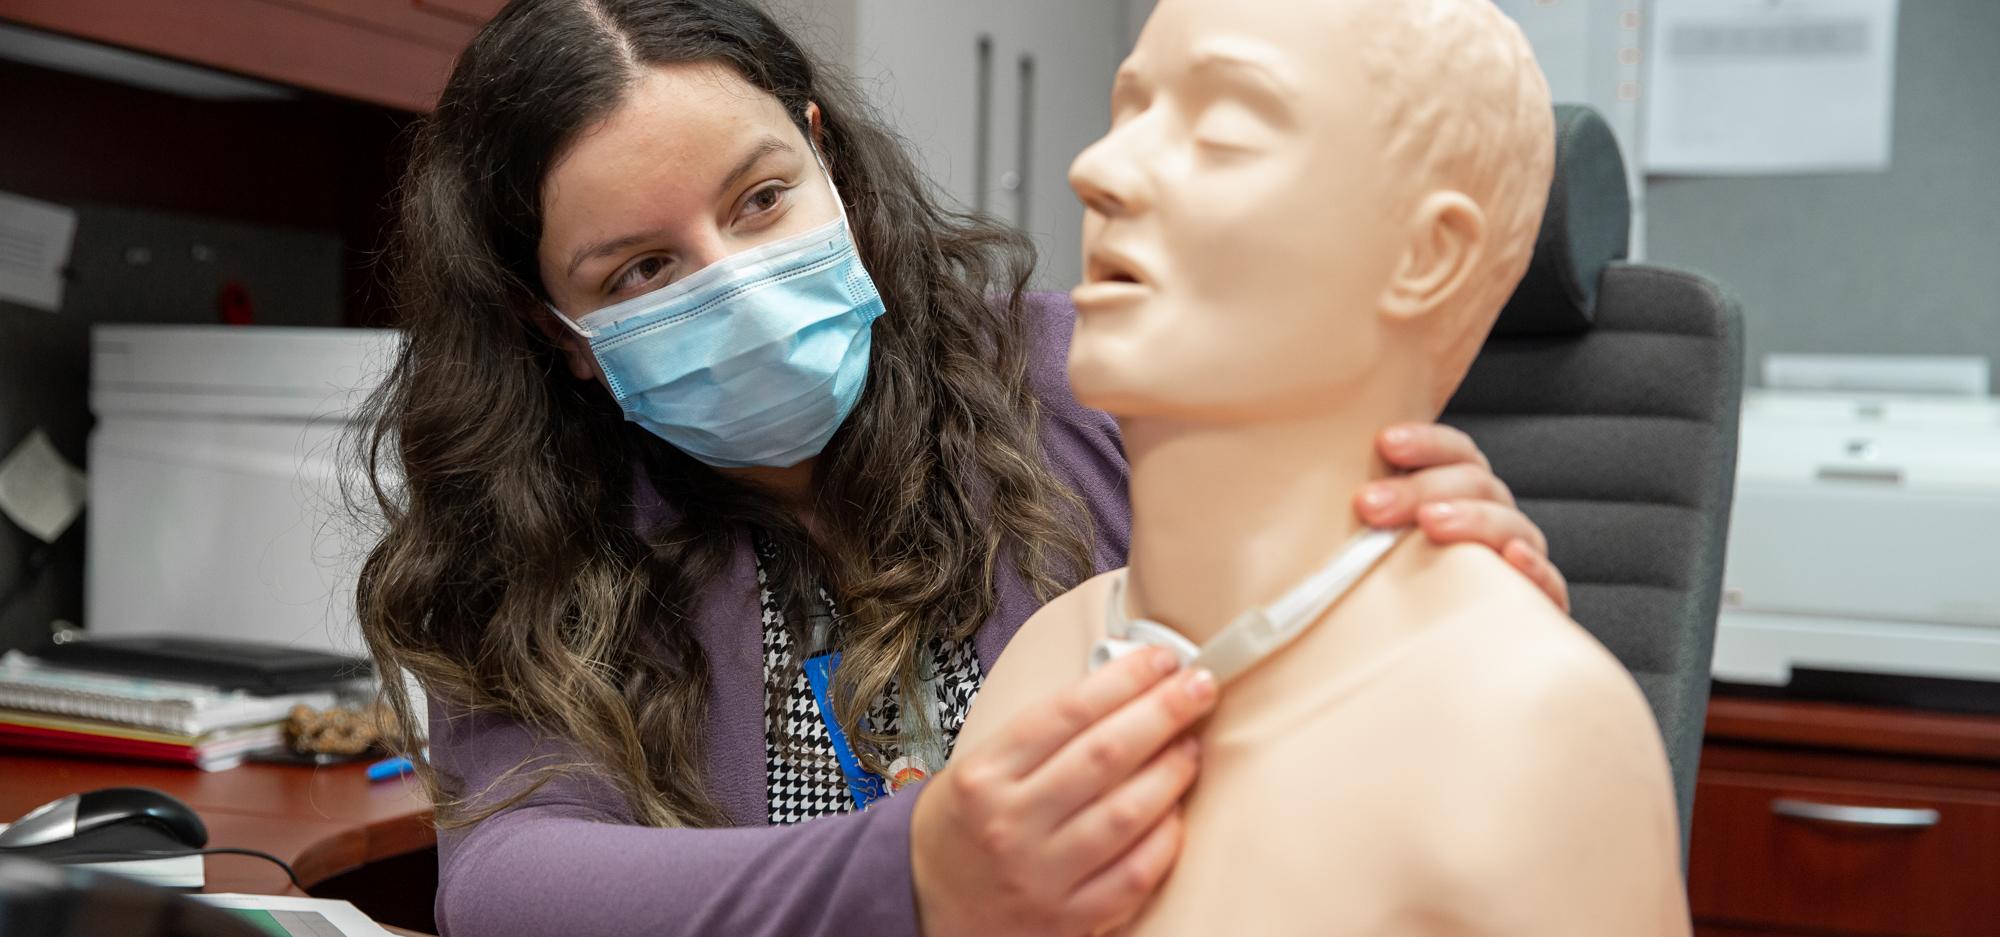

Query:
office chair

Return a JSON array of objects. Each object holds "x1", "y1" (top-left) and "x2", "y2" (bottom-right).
[
  {"x1": 0, "y1": 857, "x2": 266, "y2": 937},
  {"x1": 1442, "y1": 104, "x2": 1745, "y2": 850}
]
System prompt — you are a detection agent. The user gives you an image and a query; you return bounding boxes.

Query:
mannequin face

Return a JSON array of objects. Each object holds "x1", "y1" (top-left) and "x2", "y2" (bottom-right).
[{"x1": 1067, "y1": 0, "x2": 1411, "y2": 421}]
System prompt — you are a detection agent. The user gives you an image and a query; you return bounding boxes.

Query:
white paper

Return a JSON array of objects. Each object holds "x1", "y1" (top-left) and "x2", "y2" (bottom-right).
[
  {"x1": 0, "y1": 428, "x2": 87, "y2": 543},
  {"x1": 0, "y1": 190, "x2": 78, "y2": 312},
  {"x1": 196, "y1": 894, "x2": 396, "y2": 937},
  {"x1": 1644, "y1": 0, "x2": 1899, "y2": 174}
]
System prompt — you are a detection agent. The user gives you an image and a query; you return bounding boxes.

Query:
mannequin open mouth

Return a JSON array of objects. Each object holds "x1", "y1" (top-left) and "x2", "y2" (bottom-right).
[{"x1": 1074, "y1": 252, "x2": 1151, "y2": 308}]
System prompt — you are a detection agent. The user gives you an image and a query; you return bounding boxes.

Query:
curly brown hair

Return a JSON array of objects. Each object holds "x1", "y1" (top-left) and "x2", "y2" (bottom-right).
[{"x1": 353, "y1": 0, "x2": 1093, "y2": 828}]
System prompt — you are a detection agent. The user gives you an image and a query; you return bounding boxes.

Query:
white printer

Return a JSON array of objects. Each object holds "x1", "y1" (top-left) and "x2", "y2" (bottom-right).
[{"x1": 1714, "y1": 356, "x2": 2000, "y2": 690}]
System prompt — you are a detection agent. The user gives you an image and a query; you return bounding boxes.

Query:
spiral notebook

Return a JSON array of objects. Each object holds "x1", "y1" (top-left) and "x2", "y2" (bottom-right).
[{"x1": 0, "y1": 651, "x2": 341, "y2": 736}]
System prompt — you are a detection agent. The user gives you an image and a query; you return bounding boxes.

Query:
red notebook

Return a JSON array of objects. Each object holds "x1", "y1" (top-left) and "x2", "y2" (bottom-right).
[
  {"x1": 0, "y1": 714, "x2": 280, "y2": 771},
  {"x1": 0, "y1": 721, "x2": 206, "y2": 766}
]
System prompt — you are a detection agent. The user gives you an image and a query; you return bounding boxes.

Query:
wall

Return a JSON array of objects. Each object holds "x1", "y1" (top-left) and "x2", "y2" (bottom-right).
[
  {"x1": 761, "y1": 0, "x2": 1127, "y2": 292},
  {"x1": 1494, "y1": 0, "x2": 1648, "y2": 257},
  {"x1": 1644, "y1": 0, "x2": 2000, "y2": 390}
]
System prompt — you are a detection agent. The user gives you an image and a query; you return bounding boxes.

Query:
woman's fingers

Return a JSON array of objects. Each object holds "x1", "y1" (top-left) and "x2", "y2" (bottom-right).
[
  {"x1": 911, "y1": 653, "x2": 1214, "y2": 937},
  {"x1": 1505, "y1": 539, "x2": 1572, "y2": 613},
  {"x1": 1357, "y1": 421, "x2": 1570, "y2": 609},
  {"x1": 1063, "y1": 806, "x2": 1186, "y2": 934},
  {"x1": 1355, "y1": 463, "x2": 1517, "y2": 530},
  {"x1": 1376, "y1": 422, "x2": 1489, "y2": 473},
  {"x1": 990, "y1": 646, "x2": 1183, "y2": 779},
  {"x1": 1416, "y1": 498, "x2": 1547, "y2": 559},
  {"x1": 1044, "y1": 735, "x2": 1201, "y2": 884},
  {"x1": 1025, "y1": 667, "x2": 1218, "y2": 825}
]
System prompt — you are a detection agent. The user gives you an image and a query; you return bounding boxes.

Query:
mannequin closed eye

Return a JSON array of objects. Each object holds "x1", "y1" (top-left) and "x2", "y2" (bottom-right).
[
  {"x1": 1187, "y1": 44, "x2": 1297, "y2": 129},
  {"x1": 1192, "y1": 102, "x2": 1282, "y2": 151}
]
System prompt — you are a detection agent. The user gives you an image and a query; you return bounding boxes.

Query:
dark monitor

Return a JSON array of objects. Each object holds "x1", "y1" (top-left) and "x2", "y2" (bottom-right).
[{"x1": 0, "y1": 857, "x2": 265, "y2": 937}]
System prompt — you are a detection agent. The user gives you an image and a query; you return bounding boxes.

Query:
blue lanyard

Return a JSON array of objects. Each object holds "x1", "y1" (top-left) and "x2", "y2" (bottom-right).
[{"x1": 801, "y1": 651, "x2": 889, "y2": 810}]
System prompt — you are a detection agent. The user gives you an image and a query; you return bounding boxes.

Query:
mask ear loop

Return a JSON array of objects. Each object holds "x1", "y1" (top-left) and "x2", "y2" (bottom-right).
[
  {"x1": 547, "y1": 300, "x2": 596, "y2": 340},
  {"x1": 811, "y1": 142, "x2": 855, "y2": 237}
]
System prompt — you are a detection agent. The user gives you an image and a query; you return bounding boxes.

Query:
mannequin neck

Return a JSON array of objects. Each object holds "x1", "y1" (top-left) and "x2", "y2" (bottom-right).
[{"x1": 1122, "y1": 383, "x2": 1426, "y2": 646}]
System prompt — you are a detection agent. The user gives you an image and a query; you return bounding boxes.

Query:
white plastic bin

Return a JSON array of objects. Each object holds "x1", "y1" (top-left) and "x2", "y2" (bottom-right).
[{"x1": 87, "y1": 325, "x2": 400, "y2": 656}]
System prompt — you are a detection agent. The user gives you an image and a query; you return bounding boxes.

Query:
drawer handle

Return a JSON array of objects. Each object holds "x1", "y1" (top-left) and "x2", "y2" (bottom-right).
[{"x1": 1771, "y1": 798, "x2": 1939, "y2": 829}]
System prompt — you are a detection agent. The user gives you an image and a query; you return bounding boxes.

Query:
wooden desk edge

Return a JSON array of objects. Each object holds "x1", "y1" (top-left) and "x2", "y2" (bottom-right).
[{"x1": 1706, "y1": 695, "x2": 2000, "y2": 763}]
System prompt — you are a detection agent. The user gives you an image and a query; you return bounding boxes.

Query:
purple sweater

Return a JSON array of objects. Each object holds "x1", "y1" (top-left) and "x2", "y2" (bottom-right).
[{"x1": 427, "y1": 293, "x2": 1130, "y2": 937}]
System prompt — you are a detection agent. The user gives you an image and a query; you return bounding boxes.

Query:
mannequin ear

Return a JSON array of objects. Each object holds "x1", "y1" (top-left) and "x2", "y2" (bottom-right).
[{"x1": 1382, "y1": 191, "x2": 1486, "y2": 321}]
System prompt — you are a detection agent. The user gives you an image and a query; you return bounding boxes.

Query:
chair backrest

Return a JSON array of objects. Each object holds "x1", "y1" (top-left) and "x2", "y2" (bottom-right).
[{"x1": 1443, "y1": 105, "x2": 1745, "y2": 849}]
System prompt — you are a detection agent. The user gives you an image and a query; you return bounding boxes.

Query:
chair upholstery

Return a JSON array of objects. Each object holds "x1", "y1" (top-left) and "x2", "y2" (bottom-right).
[{"x1": 1443, "y1": 105, "x2": 1745, "y2": 849}]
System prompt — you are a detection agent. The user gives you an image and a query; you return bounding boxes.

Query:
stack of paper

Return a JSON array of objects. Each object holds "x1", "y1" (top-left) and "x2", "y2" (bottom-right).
[
  {"x1": 0, "y1": 651, "x2": 343, "y2": 771},
  {"x1": 195, "y1": 894, "x2": 397, "y2": 937}
]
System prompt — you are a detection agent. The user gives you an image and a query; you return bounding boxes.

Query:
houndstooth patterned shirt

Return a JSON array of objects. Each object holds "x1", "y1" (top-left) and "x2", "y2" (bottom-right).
[{"x1": 757, "y1": 540, "x2": 984, "y2": 825}]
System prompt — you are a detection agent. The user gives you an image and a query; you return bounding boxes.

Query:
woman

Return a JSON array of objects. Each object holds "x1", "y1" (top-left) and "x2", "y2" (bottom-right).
[{"x1": 356, "y1": 2, "x2": 1569, "y2": 935}]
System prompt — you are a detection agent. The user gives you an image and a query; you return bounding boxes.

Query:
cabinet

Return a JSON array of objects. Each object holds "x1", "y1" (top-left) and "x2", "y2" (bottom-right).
[
  {"x1": 0, "y1": 0, "x2": 507, "y2": 111},
  {"x1": 8, "y1": 0, "x2": 1128, "y2": 279},
  {"x1": 1689, "y1": 697, "x2": 2000, "y2": 937}
]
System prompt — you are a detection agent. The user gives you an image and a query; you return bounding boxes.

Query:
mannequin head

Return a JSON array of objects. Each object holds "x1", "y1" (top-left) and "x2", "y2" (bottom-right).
[{"x1": 1067, "y1": 0, "x2": 1553, "y2": 423}]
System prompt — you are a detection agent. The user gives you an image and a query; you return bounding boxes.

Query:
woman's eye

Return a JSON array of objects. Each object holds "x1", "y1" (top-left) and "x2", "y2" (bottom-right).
[
  {"x1": 613, "y1": 255, "x2": 670, "y2": 294},
  {"x1": 743, "y1": 184, "x2": 785, "y2": 217}
]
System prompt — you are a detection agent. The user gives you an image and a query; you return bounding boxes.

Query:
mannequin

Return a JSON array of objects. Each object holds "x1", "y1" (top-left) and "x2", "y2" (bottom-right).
[{"x1": 951, "y1": 0, "x2": 1691, "y2": 934}]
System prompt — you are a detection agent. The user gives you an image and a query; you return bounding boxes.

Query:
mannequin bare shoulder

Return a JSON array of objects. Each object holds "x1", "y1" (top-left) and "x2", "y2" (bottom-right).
[
  {"x1": 959, "y1": 542, "x2": 1690, "y2": 936},
  {"x1": 1374, "y1": 545, "x2": 1689, "y2": 936},
  {"x1": 953, "y1": 573, "x2": 1108, "y2": 755},
  {"x1": 1124, "y1": 541, "x2": 1691, "y2": 937}
]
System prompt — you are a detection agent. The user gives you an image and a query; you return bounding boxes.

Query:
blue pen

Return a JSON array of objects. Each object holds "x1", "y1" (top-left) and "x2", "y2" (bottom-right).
[{"x1": 367, "y1": 756, "x2": 415, "y2": 782}]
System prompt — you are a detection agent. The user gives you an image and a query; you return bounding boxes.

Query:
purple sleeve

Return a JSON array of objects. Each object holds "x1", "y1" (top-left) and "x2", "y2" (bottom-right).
[
  {"x1": 1021, "y1": 291, "x2": 1130, "y2": 572},
  {"x1": 429, "y1": 706, "x2": 923, "y2": 937}
]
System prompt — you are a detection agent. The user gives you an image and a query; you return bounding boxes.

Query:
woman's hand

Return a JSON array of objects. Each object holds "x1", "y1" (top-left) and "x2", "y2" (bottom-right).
[
  {"x1": 1357, "y1": 422, "x2": 1570, "y2": 613},
  {"x1": 911, "y1": 647, "x2": 1217, "y2": 937}
]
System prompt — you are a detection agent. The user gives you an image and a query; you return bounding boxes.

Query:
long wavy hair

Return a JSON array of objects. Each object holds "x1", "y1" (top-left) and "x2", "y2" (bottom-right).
[{"x1": 355, "y1": 0, "x2": 1093, "y2": 828}]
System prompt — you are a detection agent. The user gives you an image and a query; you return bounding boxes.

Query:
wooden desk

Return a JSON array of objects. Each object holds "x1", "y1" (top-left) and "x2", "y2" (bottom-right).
[{"x1": 0, "y1": 753, "x2": 436, "y2": 927}]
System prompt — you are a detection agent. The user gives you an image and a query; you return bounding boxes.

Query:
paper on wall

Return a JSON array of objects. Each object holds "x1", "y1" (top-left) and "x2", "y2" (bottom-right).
[
  {"x1": 0, "y1": 190, "x2": 78, "y2": 312},
  {"x1": 1644, "y1": 0, "x2": 1899, "y2": 175},
  {"x1": 0, "y1": 428, "x2": 87, "y2": 543}
]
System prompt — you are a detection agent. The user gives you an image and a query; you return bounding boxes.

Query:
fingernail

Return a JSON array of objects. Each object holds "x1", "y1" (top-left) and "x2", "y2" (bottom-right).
[
  {"x1": 1183, "y1": 669, "x2": 1217, "y2": 703},
  {"x1": 1383, "y1": 426, "x2": 1413, "y2": 449},
  {"x1": 1360, "y1": 485, "x2": 1396, "y2": 512},
  {"x1": 1421, "y1": 502, "x2": 1457, "y2": 524},
  {"x1": 1151, "y1": 647, "x2": 1180, "y2": 675}
]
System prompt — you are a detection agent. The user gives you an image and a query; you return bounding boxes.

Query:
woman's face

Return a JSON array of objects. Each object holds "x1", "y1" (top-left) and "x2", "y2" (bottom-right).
[{"x1": 537, "y1": 61, "x2": 840, "y2": 380}]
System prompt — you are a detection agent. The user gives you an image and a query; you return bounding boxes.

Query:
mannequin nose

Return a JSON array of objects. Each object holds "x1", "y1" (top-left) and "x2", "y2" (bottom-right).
[{"x1": 1069, "y1": 135, "x2": 1144, "y2": 217}]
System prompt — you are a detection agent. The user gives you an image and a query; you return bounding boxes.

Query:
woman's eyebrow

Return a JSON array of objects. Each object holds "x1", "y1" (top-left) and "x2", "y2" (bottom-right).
[
  {"x1": 717, "y1": 135, "x2": 795, "y2": 198},
  {"x1": 564, "y1": 136, "x2": 797, "y2": 280},
  {"x1": 567, "y1": 228, "x2": 669, "y2": 279}
]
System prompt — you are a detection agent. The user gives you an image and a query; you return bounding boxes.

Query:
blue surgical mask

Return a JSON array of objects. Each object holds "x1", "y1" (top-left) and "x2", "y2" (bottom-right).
[{"x1": 551, "y1": 181, "x2": 885, "y2": 468}]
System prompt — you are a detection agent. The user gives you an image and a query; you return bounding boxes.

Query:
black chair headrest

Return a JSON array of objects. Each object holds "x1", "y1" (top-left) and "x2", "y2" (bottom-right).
[{"x1": 1493, "y1": 104, "x2": 1631, "y2": 336}]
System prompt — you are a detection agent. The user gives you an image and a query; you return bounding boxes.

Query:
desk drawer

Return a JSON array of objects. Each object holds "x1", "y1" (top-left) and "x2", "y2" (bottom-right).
[{"x1": 1688, "y1": 772, "x2": 2000, "y2": 937}]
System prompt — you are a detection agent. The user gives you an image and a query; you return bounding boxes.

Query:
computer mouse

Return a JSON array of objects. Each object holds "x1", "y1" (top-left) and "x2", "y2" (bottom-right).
[{"x1": 0, "y1": 788, "x2": 208, "y2": 861}]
